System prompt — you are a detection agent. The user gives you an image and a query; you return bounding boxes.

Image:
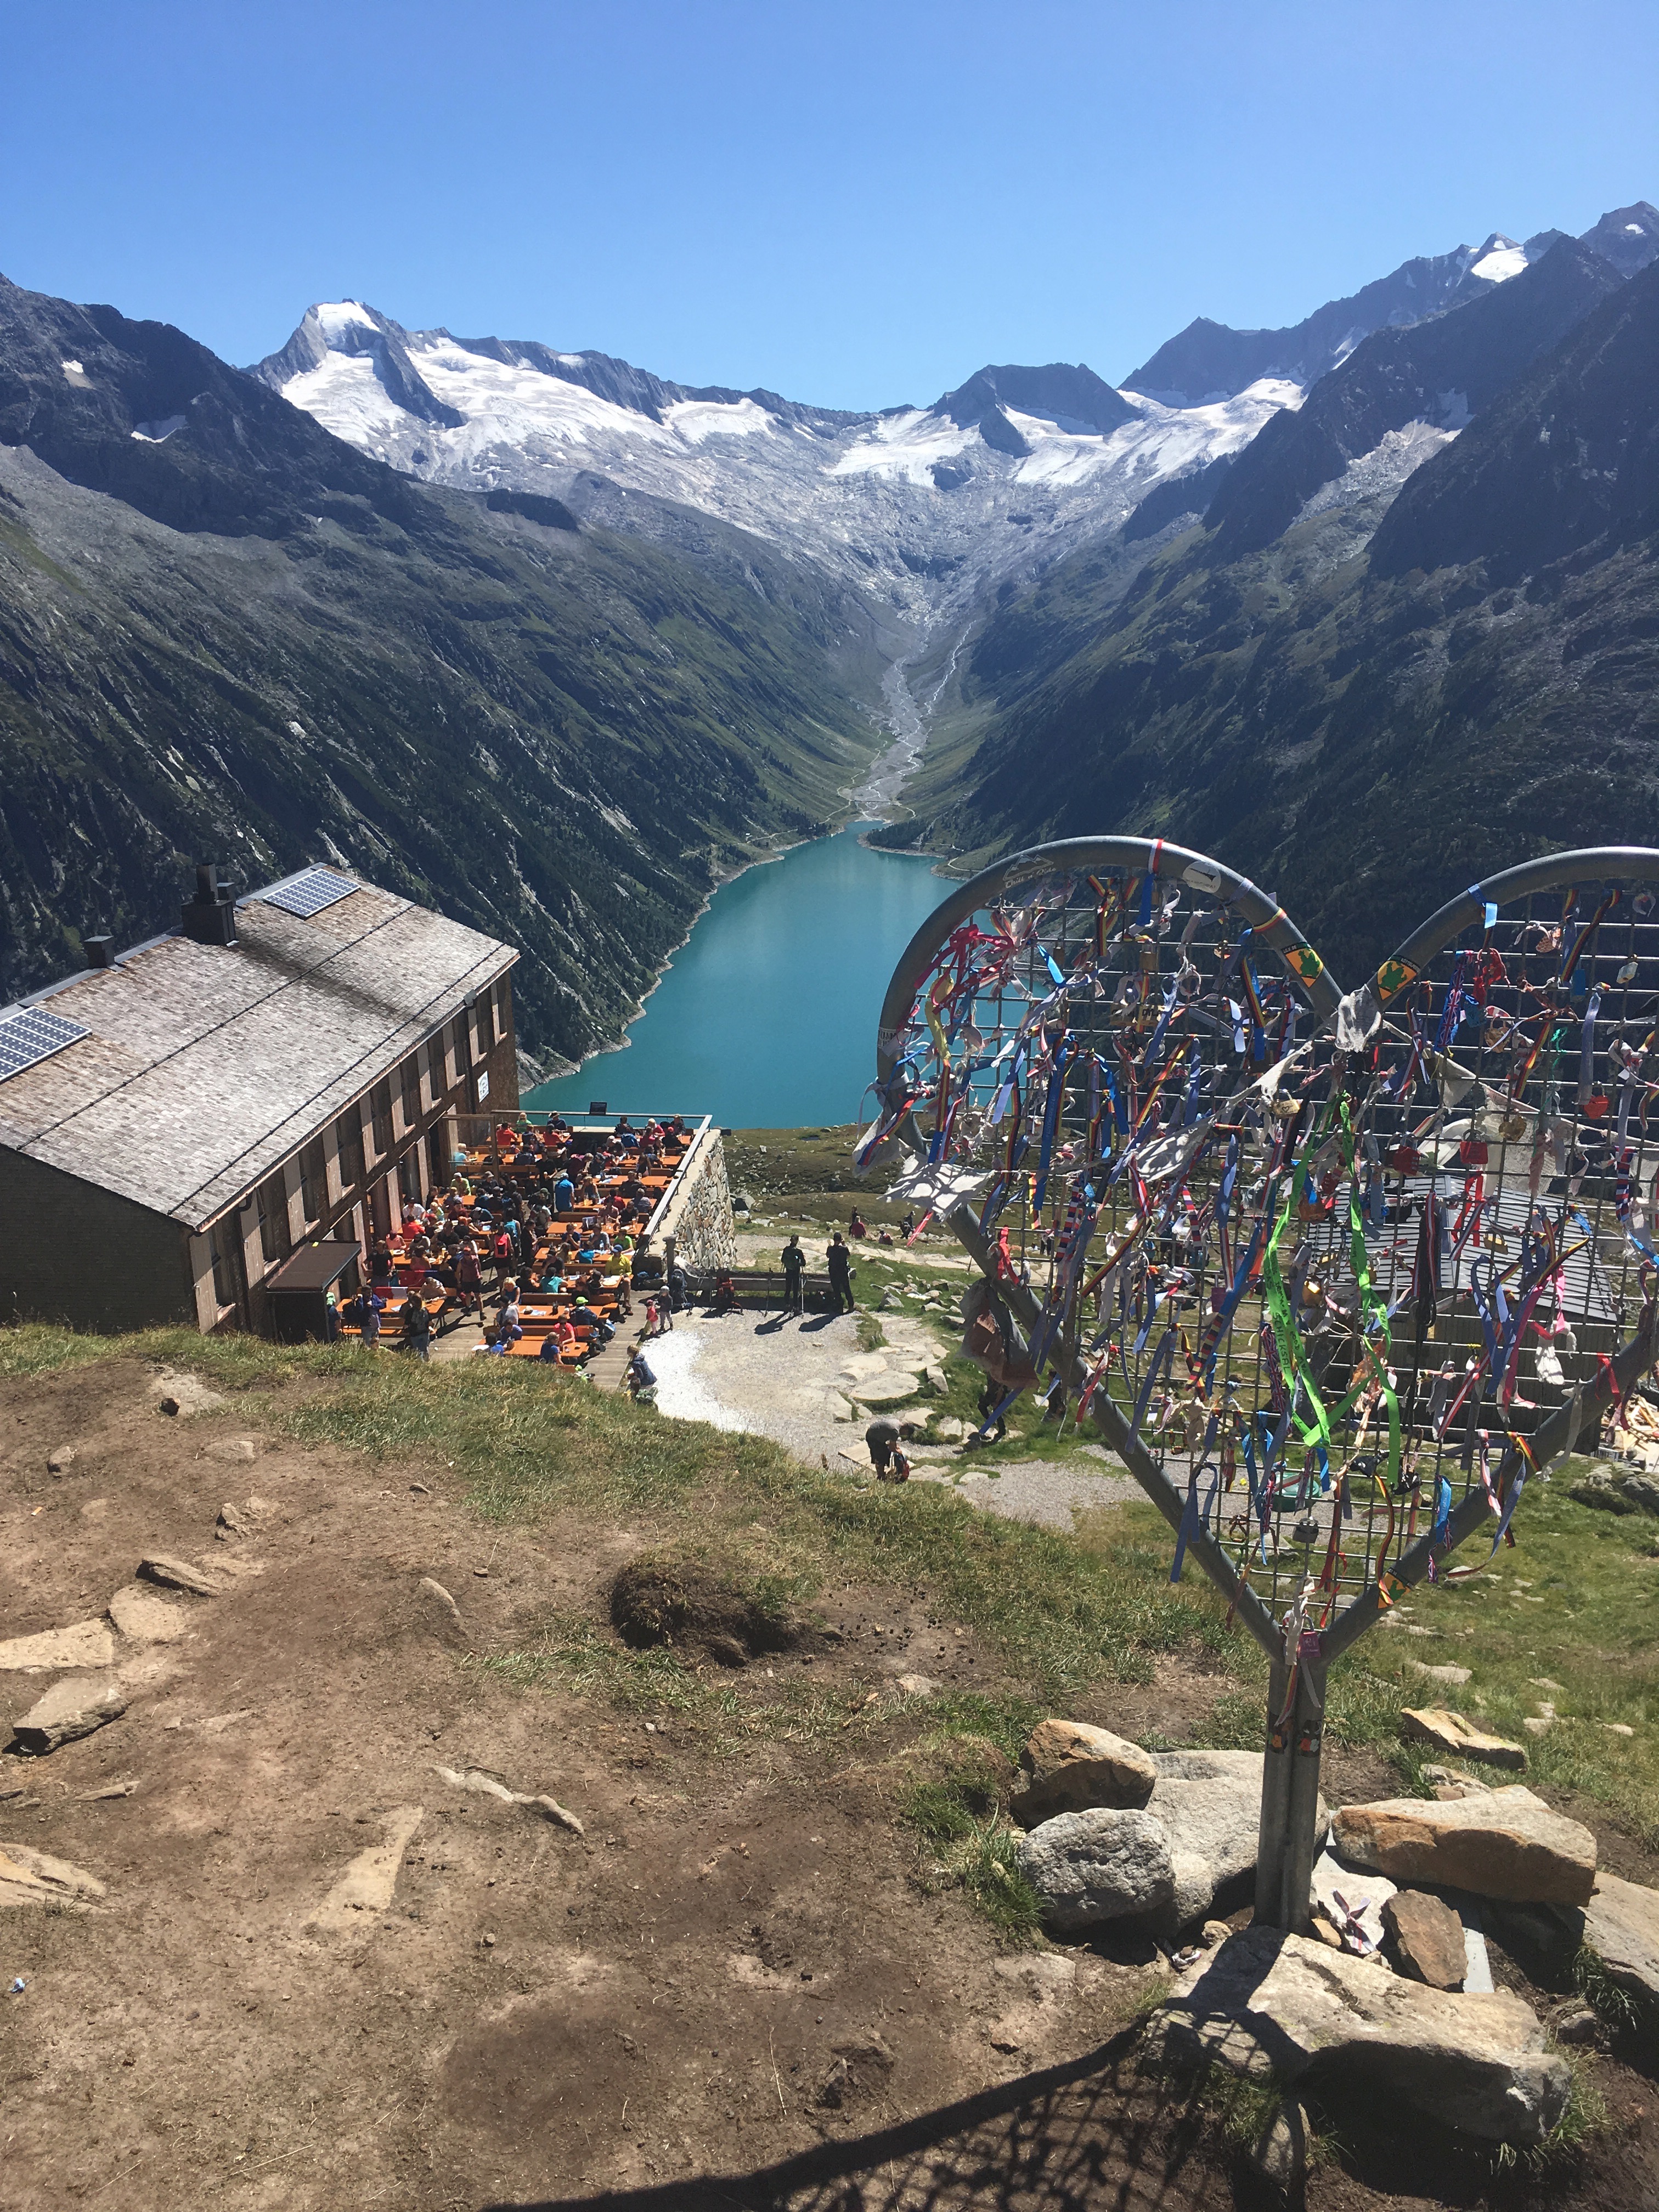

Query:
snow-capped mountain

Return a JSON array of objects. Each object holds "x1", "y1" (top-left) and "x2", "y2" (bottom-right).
[
  {"x1": 1122, "y1": 204, "x2": 1659, "y2": 405},
  {"x1": 253, "y1": 201, "x2": 1659, "y2": 662},
  {"x1": 251, "y1": 302, "x2": 1296, "y2": 629}
]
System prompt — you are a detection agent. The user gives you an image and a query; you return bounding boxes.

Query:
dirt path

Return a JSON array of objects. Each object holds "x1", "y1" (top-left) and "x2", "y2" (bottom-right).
[
  {"x1": 4, "y1": 1356, "x2": 1652, "y2": 2212},
  {"x1": 0, "y1": 1359, "x2": 1159, "y2": 2211}
]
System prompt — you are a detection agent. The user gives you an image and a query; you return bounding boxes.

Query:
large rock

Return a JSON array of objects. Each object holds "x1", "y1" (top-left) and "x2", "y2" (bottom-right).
[
  {"x1": 1581, "y1": 1871, "x2": 1659, "y2": 2007},
  {"x1": 1400, "y1": 1707, "x2": 1526, "y2": 1769},
  {"x1": 1312, "y1": 1847, "x2": 1395, "y2": 1950},
  {"x1": 107, "y1": 1586, "x2": 189, "y2": 1644},
  {"x1": 1147, "y1": 1925, "x2": 1569, "y2": 2146},
  {"x1": 1333, "y1": 1787, "x2": 1596, "y2": 1906},
  {"x1": 1008, "y1": 1720, "x2": 1158, "y2": 1827},
  {"x1": 10, "y1": 1675, "x2": 127, "y2": 1754},
  {"x1": 1384, "y1": 1891, "x2": 1467, "y2": 1989},
  {"x1": 1014, "y1": 1808, "x2": 1173, "y2": 1931},
  {"x1": 313, "y1": 1805, "x2": 424, "y2": 1932},
  {"x1": 0, "y1": 1842, "x2": 107, "y2": 1910},
  {"x1": 1150, "y1": 1749, "x2": 1295, "y2": 1927},
  {"x1": 0, "y1": 1621, "x2": 116, "y2": 1673},
  {"x1": 137, "y1": 1554, "x2": 222, "y2": 1597}
]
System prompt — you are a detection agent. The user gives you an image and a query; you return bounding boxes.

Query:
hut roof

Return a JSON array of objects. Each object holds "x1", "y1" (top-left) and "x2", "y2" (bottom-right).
[{"x1": 0, "y1": 871, "x2": 516, "y2": 1231}]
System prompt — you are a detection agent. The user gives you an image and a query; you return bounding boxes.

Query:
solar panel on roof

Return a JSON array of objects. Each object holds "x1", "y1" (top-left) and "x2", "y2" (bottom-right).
[
  {"x1": 0, "y1": 1006, "x2": 91, "y2": 1084},
  {"x1": 259, "y1": 866, "x2": 359, "y2": 918}
]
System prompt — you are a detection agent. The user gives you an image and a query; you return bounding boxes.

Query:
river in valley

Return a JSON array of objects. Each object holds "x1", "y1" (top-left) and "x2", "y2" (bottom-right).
[{"x1": 525, "y1": 824, "x2": 946, "y2": 1129}]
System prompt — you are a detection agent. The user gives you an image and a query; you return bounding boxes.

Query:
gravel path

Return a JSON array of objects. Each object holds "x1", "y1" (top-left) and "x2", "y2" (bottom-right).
[
  {"x1": 727, "y1": 1228, "x2": 973, "y2": 1271},
  {"x1": 646, "y1": 1312, "x2": 1143, "y2": 1532}
]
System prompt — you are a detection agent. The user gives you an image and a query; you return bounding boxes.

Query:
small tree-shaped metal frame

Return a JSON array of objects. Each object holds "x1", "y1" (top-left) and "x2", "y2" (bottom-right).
[{"x1": 865, "y1": 838, "x2": 1659, "y2": 1932}]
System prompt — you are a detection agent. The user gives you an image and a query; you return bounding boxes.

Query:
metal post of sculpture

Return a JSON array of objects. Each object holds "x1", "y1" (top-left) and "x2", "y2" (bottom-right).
[{"x1": 861, "y1": 837, "x2": 1659, "y2": 1936}]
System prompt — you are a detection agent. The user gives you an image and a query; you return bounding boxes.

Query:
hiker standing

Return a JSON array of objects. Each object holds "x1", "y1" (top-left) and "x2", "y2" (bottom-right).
[
  {"x1": 403, "y1": 1293, "x2": 432, "y2": 1362},
  {"x1": 781, "y1": 1233, "x2": 807, "y2": 1318},
  {"x1": 454, "y1": 1238, "x2": 484, "y2": 1319},
  {"x1": 826, "y1": 1232, "x2": 854, "y2": 1314},
  {"x1": 974, "y1": 1376, "x2": 1009, "y2": 1442}
]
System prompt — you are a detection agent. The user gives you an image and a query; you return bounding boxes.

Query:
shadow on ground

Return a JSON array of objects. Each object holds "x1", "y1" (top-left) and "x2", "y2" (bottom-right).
[{"x1": 483, "y1": 2032, "x2": 1243, "y2": 2212}]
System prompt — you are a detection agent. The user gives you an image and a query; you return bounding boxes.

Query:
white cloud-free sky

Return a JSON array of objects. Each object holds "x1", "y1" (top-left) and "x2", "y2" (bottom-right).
[{"x1": 2, "y1": 0, "x2": 1654, "y2": 411}]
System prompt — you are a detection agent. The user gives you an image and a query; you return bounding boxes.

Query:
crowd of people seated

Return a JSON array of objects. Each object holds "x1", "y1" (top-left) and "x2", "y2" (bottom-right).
[{"x1": 335, "y1": 1113, "x2": 693, "y2": 1369}]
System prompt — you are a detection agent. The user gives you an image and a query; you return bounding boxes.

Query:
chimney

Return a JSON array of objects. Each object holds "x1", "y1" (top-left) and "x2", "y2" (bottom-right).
[
  {"x1": 82, "y1": 934, "x2": 115, "y2": 969},
  {"x1": 180, "y1": 860, "x2": 238, "y2": 947}
]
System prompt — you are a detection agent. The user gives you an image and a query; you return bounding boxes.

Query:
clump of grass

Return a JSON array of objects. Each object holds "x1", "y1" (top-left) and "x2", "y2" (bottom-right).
[
  {"x1": 904, "y1": 1753, "x2": 1041, "y2": 1943},
  {"x1": 0, "y1": 1323, "x2": 115, "y2": 1381},
  {"x1": 854, "y1": 1313, "x2": 886, "y2": 1352},
  {"x1": 1492, "y1": 2046, "x2": 1608, "y2": 2170},
  {"x1": 1573, "y1": 1945, "x2": 1642, "y2": 2036}
]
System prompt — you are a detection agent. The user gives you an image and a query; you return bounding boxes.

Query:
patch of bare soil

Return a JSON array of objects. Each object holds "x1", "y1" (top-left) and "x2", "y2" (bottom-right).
[{"x1": 0, "y1": 1357, "x2": 1652, "y2": 2212}]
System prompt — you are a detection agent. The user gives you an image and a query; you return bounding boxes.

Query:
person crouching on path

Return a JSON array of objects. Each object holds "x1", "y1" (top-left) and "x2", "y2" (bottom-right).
[
  {"x1": 826, "y1": 1232, "x2": 854, "y2": 1313},
  {"x1": 865, "y1": 1416, "x2": 911, "y2": 1482},
  {"x1": 782, "y1": 1233, "x2": 807, "y2": 1318}
]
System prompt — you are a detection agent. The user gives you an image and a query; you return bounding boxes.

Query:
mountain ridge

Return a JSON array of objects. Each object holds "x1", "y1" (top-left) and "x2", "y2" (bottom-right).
[
  {"x1": 0, "y1": 274, "x2": 887, "y2": 1062},
  {"x1": 905, "y1": 255, "x2": 1659, "y2": 981},
  {"x1": 1122, "y1": 203, "x2": 1659, "y2": 406}
]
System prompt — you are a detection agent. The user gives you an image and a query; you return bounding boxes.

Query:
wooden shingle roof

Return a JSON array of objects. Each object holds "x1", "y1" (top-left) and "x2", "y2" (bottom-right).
[{"x1": 0, "y1": 873, "x2": 516, "y2": 1231}]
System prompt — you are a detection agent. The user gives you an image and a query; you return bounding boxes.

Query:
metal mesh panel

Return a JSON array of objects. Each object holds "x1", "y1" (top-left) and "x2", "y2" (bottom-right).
[{"x1": 868, "y1": 849, "x2": 1659, "y2": 1639}]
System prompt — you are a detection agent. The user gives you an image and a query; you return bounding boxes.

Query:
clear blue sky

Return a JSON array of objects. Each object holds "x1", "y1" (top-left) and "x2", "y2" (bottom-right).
[{"x1": 3, "y1": 1, "x2": 1654, "y2": 410}]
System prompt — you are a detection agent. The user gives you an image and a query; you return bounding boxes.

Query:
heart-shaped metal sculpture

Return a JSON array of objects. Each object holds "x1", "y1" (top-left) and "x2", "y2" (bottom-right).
[{"x1": 865, "y1": 837, "x2": 1659, "y2": 1930}]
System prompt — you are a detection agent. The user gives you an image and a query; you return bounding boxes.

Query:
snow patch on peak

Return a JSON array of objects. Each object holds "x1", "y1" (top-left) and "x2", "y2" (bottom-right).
[
  {"x1": 663, "y1": 396, "x2": 775, "y2": 444},
  {"x1": 1469, "y1": 243, "x2": 1527, "y2": 284},
  {"x1": 315, "y1": 301, "x2": 382, "y2": 342}
]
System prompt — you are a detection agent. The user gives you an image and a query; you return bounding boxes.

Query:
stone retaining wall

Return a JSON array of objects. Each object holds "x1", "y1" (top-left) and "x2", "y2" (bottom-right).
[{"x1": 658, "y1": 1129, "x2": 738, "y2": 1274}]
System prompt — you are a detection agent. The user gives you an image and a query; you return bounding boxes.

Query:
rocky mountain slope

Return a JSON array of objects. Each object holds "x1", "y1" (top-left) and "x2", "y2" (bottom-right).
[
  {"x1": 1121, "y1": 202, "x2": 1659, "y2": 405},
  {"x1": 907, "y1": 254, "x2": 1659, "y2": 984},
  {"x1": 5, "y1": 198, "x2": 1656, "y2": 1056},
  {"x1": 0, "y1": 275, "x2": 885, "y2": 1064},
  {"x1": 258, "y1": 204, "x2": 1656, "y2": 706},
  {"x1": 251, "y1": 303, "x2": 1301, "y2": 633}
]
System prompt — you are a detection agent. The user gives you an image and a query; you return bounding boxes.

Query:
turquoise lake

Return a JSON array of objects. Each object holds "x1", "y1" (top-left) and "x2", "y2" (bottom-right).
[{"x1": 526, "y1": 825, "x2": 944, "y2": 1128}]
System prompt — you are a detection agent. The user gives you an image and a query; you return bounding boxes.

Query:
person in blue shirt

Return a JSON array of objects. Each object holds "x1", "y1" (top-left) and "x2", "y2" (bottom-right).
[{"x1": 554, "y1": 1172, "x2": 575, "y2": 1212}]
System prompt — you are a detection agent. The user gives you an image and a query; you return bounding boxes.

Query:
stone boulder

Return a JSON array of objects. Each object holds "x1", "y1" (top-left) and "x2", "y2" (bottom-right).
[
  {"x1": 0, "y1": 1620, "x2": 116, "y2": 1673},
  {"x1": 107, "y1": 1586, "x2": 188, "y2": 1645},
  {"x1": 1384, "y1": 1891, "x2": 1467, "y2": 1989},
  {"x1": 1150, "y1": 1748, "x2": 1308, "y2": 1928},
  {"x1": 1571, "y1": 1466, "x2": 1659, "y2": 1515},
  {"x1": 1399, "y1": 1707, "x2": 1526, "y2": 1769},
  {"x1": 1007, "y1": 1720, "x2": 1158, "y2": 1828},
  {"x1": 1146, "y1": 1925, "x2": 1569, "y2": 2146},
  {"x1": 1311, "y1": 1847, "x2": 1395, "y2": 1950},
  {"x1": 10, "y1": 1675, "x2": 127, "y2": 1754},
  {"x1": 1332, "y1": 1787, "x2": 1596, "y2": 1906},
  {"x1": 1581, "y1": 1871, "x2": 1659, "y2": 2008},
  {"x1": 1013, "y1": 1808, "x2": 1172, "y2": 1931}
]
